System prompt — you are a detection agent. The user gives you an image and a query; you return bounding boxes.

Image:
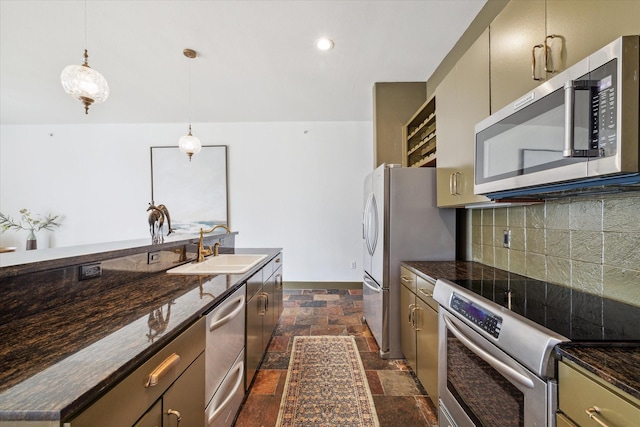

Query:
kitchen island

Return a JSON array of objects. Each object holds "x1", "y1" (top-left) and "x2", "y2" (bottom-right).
[{"x1": 0, "y1": 235, "x2": 280, "y2": 424}]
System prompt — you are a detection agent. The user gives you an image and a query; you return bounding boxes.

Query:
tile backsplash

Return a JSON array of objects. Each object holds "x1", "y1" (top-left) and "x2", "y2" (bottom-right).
[{"x1": 471, "y1": 192, "x2": 640, "y2": 306}]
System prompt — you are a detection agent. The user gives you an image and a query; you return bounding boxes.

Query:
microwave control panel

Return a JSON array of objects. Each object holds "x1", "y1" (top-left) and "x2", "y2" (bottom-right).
[
  {"x1": 590, "y1": 58, "x2": 617, "y2": 155},
  {"x1": 450, "y1": 293, "x2": 502, "y2": 339}
]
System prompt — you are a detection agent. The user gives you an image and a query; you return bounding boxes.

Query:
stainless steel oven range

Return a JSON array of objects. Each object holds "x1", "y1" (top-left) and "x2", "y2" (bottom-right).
[
  {"x1": 434, "y1": 278, "x2": 567, "y2": 427},
  {"x1": 433, "y1": 276, "x2": 640, "y2": 427}
]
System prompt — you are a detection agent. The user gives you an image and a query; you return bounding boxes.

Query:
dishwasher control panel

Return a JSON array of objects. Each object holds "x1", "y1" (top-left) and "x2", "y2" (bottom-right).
[{"x1": 450, "y1": 293, "x2": 502, "y2": 339}]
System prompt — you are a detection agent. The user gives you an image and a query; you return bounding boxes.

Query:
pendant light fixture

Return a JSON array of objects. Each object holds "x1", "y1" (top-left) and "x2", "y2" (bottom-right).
[
  {"x1": 60, "y1": 1, "x2": 109, "y2": 114},
  {"x1": 178, "y1": 48, "x2": 202, "y2": 161}
]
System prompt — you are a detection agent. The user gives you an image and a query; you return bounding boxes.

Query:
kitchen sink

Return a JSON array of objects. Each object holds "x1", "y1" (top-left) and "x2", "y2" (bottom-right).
[{"x1": 166, "y1": 254, "x2": 268, "y2": 275}]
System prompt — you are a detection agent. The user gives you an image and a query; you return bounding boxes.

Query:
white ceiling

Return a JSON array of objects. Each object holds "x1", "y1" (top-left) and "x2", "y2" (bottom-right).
[{"x1": 0, "y1": 0, "x2": 486, "y2": 125}]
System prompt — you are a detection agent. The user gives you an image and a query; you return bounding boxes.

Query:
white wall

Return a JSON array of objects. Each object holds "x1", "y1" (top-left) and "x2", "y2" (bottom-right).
[{"x1": 0, "y1": 121, "x2": 373, "y2": 282}]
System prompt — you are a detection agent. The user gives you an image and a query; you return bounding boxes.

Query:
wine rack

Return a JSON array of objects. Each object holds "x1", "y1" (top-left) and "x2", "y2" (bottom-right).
[{"x1": 403, "y1": 96, "x2": 436, "y2": 167}]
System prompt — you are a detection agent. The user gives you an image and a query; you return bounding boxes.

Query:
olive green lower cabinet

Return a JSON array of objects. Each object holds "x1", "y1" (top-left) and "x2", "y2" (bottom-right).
[
  {"x1": 399, "y1": 266, "x2": 439, "y2": 403},
  {"x1": 246, "y1": 253, "x2": 283, "y2": 389},
  {"x1": 557, "y1": 360, "x2": 640, "y2": 426},
  {"x1": 66, "y1": 317, "x2": 206, "y2": 427}
]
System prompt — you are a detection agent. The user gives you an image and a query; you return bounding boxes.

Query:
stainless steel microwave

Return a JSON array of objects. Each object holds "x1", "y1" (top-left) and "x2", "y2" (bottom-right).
[{"x1": 474, "y1": 35, "x2": 639, "y2": 199}]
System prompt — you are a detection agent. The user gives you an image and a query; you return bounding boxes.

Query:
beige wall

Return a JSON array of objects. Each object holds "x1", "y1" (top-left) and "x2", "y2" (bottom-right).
[{"x1": 471, "y1": 193, "x2": 640, "y2": 306}]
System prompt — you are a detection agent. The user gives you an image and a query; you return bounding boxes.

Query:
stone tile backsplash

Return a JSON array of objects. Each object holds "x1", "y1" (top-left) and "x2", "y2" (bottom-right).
[{"x1": 471, "y1": 192, "x2": 640, "y2": 306}]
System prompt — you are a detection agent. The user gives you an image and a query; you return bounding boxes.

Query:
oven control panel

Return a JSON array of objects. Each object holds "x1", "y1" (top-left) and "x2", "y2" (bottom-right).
[{"x1": 450, "y1": 293, "x2": 502, "y2": 339}]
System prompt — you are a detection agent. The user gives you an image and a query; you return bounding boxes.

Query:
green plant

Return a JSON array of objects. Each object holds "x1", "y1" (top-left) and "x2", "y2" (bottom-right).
[{"x1": 0, "y1": 209, "x2": 61, "y2": 233}]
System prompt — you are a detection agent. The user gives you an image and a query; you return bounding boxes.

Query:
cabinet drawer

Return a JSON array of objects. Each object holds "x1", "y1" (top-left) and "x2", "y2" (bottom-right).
[
  {"x1": 556, "y1": 412, "x2": 577, "y2": 427},
  {"x1": 263, "y1": 253, "x2": 283, "y2": 282},
  {"x1": 400, "y1": 266, "x2": 417, "y2": 293},
  {"x1": 415, "y1": 276, "x2": 438, "y2": 311},
  {"x1": 206, "y1": 285, "x2": 246, "y2": 405},
  {"x1": 558, "y1": 360, "x2": 640, "y2": 427},
  {"x1": 66, "y1": 317, "x2": 205, "y2": 427}
]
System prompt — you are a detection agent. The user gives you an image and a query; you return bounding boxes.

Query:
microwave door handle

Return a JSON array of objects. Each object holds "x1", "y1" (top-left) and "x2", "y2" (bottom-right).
[
  {"x1": 443, "y1": 315, "x2": 535, "y2": 390},
  {"x1": 564, "y1": 80, "x2": 577, "y2": 157}
]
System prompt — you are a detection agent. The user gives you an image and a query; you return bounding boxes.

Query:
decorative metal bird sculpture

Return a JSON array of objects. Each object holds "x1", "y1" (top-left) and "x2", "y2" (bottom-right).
[{"x1": 147, "y1": 203, "x2": 175, "y2": 244}]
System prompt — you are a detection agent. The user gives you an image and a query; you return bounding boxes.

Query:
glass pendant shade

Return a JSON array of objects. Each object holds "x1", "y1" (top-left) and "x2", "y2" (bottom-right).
[
  {"x1": 61, "y1": 50, "x2": 109, "y2": 114},
  {"x1": 179, "y1": 125, "x2": 202, "y2": 161}
]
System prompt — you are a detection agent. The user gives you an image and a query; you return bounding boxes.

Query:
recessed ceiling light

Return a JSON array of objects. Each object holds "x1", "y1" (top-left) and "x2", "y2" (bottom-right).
[{"x1": 316, "y1": 38, "x2": 334, "y2": 51}]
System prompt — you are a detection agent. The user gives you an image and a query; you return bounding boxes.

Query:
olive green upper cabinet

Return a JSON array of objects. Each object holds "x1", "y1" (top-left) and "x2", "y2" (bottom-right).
[
  {"x1": 546, "y1": 0, "x2": 640, "y2": 70},
  {"x1": 489, "y1": 0, "x2": 546, "y2": 112},
  {"x1": 490, "y1": 0, "x2": 640, "y2": 113},
  {"x1": 436, "y1": 28, "x2": 491, "y2": 207}
]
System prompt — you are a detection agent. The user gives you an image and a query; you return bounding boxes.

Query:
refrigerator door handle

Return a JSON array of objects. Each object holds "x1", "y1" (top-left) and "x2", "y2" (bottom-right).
[
  {"x1": 363, "y1": 276, "x2": 382, "y2": 293},
  {"x1": 368, "y1": 194, "x2": 379, "y2": 255},
  {"x1": 363, "y1": 194, "x2": 371, "y2": 249},
  {"x1": 364, "y1": 193, "x2": 378, "y2": 256}
]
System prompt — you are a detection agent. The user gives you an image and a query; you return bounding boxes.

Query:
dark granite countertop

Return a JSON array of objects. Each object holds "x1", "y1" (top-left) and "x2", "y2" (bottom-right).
[
  {"x1": 401, "y1": 260, "x2": 640, "y2": 403},
  {"x1": 402, "y1": 260, "x2": 511, "y2": 283},
  {"x1": 0, "y1": 247, "x2": 280, "y2": 422},
  {"x1": 556, "y1": 343, "x2": 640, "y2": 402}
]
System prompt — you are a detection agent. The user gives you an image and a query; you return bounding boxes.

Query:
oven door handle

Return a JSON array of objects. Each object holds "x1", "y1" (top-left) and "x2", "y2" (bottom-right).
[{"x1": 443, "y1": 315, "x2": 535, "y2": 390}]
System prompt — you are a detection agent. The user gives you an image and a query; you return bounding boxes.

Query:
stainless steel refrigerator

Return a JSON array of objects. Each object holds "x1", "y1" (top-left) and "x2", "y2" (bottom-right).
[{"x1": 362, "y1": 164, "x2": 456, "y2": 358}]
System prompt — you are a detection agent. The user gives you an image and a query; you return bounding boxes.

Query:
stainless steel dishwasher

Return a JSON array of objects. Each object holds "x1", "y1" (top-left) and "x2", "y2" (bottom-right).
[{"x1": 204, "y1": 284, "x2": 246, "y2": 427}]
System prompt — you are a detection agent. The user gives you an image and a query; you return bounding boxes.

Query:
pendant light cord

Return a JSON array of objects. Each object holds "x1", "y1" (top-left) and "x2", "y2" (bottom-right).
[
  {"x1": 84, "y1": 0, "x2": 88, "y2": 50},
  {"x1": 188, "y1": 57, "x2": 192, "y2": 126}
]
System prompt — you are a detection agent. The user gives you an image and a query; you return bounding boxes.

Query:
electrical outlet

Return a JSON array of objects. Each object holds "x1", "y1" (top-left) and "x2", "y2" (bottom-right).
[
  {"x1": 503, "y1": 229, "x2": 511, "y2": 248},
  {"x1": 79, "y1": 263, "x2": 101, "y2": 280},
  {"x1": 148, "y1": 251, "x2": 161, "y2": 264},
  {"x1": 350, "y1": 261, "x2": 357, "y2": 269}
]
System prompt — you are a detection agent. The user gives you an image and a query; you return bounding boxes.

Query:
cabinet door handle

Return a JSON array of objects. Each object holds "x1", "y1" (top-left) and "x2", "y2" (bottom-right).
[
  {"x1": 166, "y1": 409, "x2": 182, "y2": 426},
  {"x1": 400, "y1": 276, "x2": 413, "y2": 285},
  {"x1": 585, "y1": 406, "x2": 613, "y2": 427},
  {"x1": 413, "y1": 306, "x2": 422, "y2": 331},
  {"x1": 258, "y1": 294, "x2": 266, "y2": 315},
  {"x1": 531, "y1": 43, "x2": 544, "y2": 81},
  {"x1": 408, "y1": 304, "x2": 416, "y2": 325},
  {"x1": 454, "y1": 172, "x2": 461, "y2": 195},
  {"x1": 145, "y1": 353, "x2": 180, "y2": 387},
  {"x1": 276, "y1": 274, "x2": 283, "y2": 289},
  {"x1": 449, "y1": 173, "x2": 455, "y2": 195},
  {"x1": 544, "y1": 34, "x2": 559, "y2": 73}
]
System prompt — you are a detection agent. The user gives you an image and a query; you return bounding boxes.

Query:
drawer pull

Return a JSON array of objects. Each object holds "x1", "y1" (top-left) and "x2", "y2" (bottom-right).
[
  {"x1": 145, "y1": 353, "x2": 181, "y2": 387},
  {"x1": 418, "y1": 288, "x2": 433, "y2": 298},
  {"x1": 585, "y1": 406, "x2": 612, "y2": 427},
  {"x1": 400, "y1": 276, "x2": 413, "y2": 284},
  {"x1": 209, "y1": 295, "x2": 245, "y2": 332},
  {"x1": 207, "y1": 360, "x2": 244, "y2": 424}
]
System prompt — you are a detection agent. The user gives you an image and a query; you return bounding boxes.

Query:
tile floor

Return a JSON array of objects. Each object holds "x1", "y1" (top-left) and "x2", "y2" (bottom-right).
[{"x1": 234, "y1": 288, "x2": 438, "y2": 427}]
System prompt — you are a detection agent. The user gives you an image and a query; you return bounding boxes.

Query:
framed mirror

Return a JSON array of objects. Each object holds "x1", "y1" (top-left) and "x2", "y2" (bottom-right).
[{"x1": 150, "y1": 146, "x2": 228, "y2": 237}]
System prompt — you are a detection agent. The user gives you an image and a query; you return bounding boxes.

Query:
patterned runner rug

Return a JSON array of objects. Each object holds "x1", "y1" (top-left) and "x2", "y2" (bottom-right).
[{"x1": 276, "y1": 336, "x2": 380, "y2": 427}]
